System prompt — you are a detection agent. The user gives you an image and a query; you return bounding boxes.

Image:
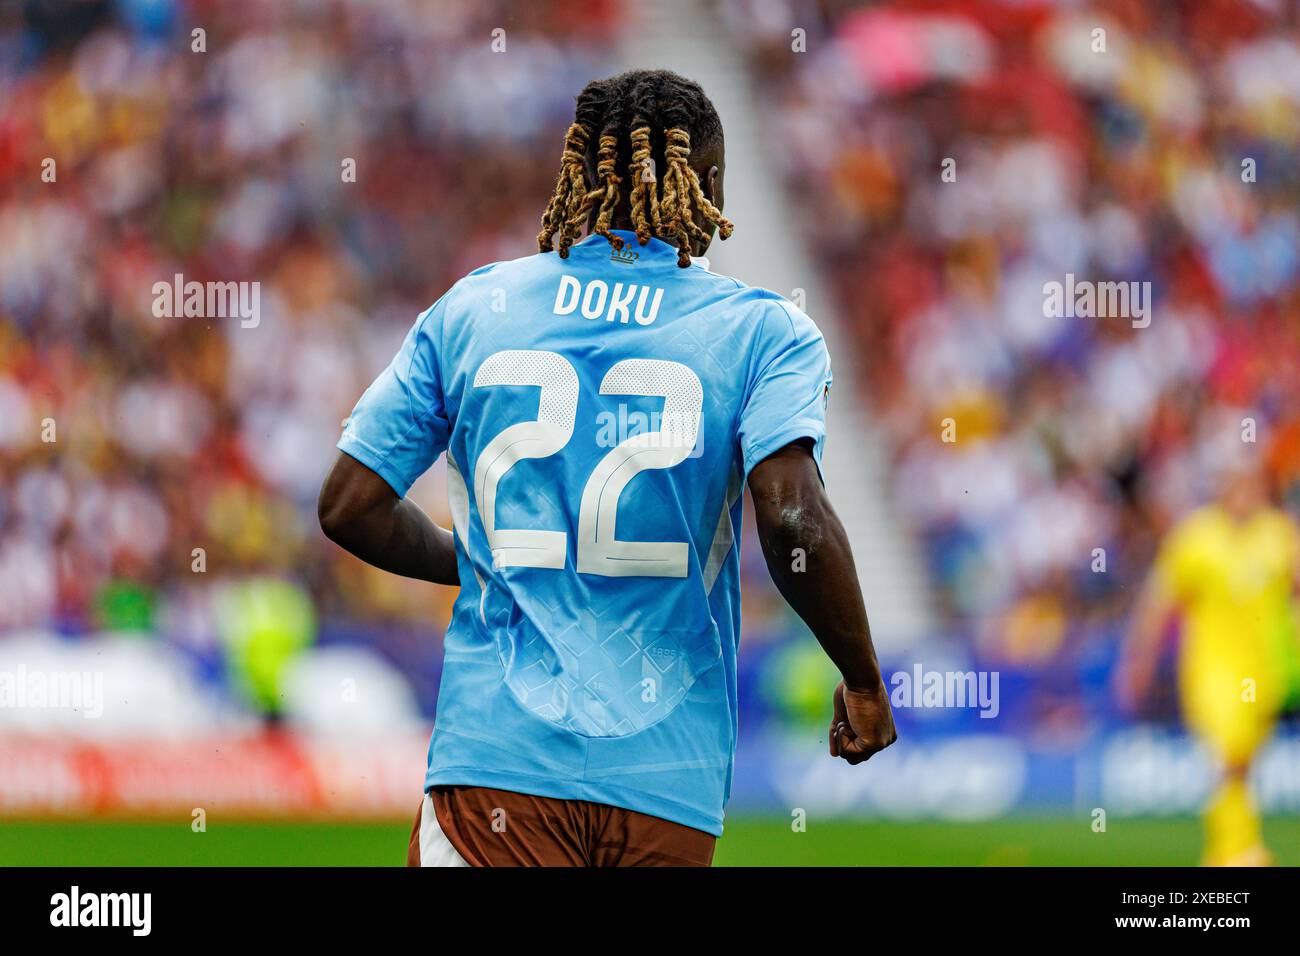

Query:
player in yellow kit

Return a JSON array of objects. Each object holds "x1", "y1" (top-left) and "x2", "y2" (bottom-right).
[{"x1": 1118, "y1": 457, "x2": 1299, "y2": 865}]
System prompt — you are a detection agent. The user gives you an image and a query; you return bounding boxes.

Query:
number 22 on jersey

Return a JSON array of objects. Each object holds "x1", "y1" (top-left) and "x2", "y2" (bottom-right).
[{"x1": 469, "y1": 349, "x2": 702, "y2": 578}]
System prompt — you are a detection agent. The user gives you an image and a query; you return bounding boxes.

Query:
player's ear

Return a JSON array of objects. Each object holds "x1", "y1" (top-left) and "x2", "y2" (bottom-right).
[{"x1": 705, "y1": 164, "x2": 723, "y2": 210}]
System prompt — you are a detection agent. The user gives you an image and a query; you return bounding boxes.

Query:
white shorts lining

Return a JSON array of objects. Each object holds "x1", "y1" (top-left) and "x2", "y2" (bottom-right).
[{"x1": 418, "y1": 791, "x2": 471, "y2": 867}]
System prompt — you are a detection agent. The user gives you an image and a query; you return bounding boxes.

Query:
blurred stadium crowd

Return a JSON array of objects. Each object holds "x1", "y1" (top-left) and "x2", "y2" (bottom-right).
[
  {"x1": 720, "y1": 0, "x2": 1300, "y2": 673},
  {"x1": 3, "y1": 0, "x2": 1300, "y2": 733},
  {"x1": 0, "y1": 0, "x2": 638, "y2": 719}
]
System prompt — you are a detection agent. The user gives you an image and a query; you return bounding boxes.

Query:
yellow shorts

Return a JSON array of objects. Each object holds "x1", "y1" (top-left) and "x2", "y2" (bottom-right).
[{"x1": 1180, "y1": 653, "x2": 1280, "y2": 765}]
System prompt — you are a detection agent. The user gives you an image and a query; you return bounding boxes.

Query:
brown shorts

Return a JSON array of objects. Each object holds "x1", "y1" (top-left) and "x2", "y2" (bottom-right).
[{"x1": 406, "y1": 785, "x2": 716, "y2": 867}]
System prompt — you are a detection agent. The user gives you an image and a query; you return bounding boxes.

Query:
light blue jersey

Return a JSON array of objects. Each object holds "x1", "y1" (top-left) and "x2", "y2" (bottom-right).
[{"x1": 338, "y1": 229, "x2": 831, "y2": 834}]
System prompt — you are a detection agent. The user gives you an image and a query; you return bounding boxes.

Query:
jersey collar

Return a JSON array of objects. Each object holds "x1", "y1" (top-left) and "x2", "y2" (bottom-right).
[{"x1": 579, "y1": 229, "x2": 710, "y2": 270}]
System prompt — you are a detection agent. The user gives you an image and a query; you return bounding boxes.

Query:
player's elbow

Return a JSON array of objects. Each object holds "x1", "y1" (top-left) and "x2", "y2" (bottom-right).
[
  {"x1": 316, "y1": 480, "x2": 355, "y2": 544},
  {"x1": 756, "y1": 488, "x2": 830, "y2": 564},
  {"x1": 316, "y1": 488, "x2": 343, "y2": 542}
]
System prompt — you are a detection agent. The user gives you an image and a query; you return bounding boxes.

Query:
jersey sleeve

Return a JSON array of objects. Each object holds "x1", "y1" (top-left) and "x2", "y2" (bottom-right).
[
  {"x1": 737, "y1": 299, "x2": 833, "y2": 479},
  {"x1": 336, "y1": 298, "x2": 451, "y2": 497}
]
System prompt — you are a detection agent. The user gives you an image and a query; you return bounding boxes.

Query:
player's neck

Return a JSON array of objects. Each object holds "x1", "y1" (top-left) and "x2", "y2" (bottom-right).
[{"x1": 583, "y1": 221, "x2": 711, "y2": 258}]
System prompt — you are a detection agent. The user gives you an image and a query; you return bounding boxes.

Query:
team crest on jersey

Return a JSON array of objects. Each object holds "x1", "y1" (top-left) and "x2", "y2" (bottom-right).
[{"x1": 611, "y1": 246, "x2": 639, "y2": 265}]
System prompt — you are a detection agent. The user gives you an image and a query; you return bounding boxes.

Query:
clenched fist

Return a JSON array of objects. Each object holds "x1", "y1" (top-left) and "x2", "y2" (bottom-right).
[{"x1": 829, "y1": 680, "x2": 897, "y2": 765}]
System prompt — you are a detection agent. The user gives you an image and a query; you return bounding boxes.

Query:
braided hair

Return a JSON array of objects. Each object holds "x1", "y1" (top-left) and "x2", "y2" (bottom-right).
[{"x1": 537, "y1": 70, "x2": 733, "y2": 268}]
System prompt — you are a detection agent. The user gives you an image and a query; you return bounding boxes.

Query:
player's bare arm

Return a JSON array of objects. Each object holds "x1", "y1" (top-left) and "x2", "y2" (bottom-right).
[
  {"x1": 749, "y1": 441, "x2": 896, "y2": 765},
  {"x1": 1114, "y1": 570, "x2": 1174, "y2": 711},
  {"x1": 318, "y1": 452, "x2": 459, "y2": 587}
]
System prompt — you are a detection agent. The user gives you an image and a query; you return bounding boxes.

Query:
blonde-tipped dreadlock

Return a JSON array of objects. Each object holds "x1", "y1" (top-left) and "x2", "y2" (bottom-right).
[
  {"x1": 538, "y1": 70, "x2": 733, "y2": 267},
  {"x1": 591, "y1": 134, "x2": 625, "y2": 251},
  {"x1": 627, "y1": 125, "x2": 660, "y2": 245},
  {"x1": 536, "y1": 121, "x2": 597, "y2": 259},
  {"x1": 657, "y1": 128, "x2": 733, "y2": 267}
]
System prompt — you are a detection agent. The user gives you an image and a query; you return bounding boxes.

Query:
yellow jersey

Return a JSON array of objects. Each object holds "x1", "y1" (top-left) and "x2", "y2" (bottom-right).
[{"x1": 1152, "y1": 504, "x2": 1298, "y2": 760}]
